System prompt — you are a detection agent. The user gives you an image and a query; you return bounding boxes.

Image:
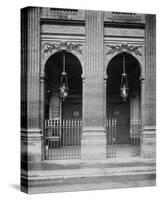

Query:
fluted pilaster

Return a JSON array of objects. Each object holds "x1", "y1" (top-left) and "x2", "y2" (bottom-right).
[
  {"x1": 140, "y1": 76, "x2": 145, "y2": 127},
  {"x1": 144, "y1": 14, "x2": 156, "y2": 126},
  {"x1": 85, "y1": 10, "x2": 104, "y2": 76},
  {"x1": 21, "y1": 7, "x2": 42, "y2": 170},
  {"x1": 141, "y1": 14, "x2": 156, "y2": 158},
  {"x1": 81, "y1": 10, "x2": 106, "y2": 160},
  {"x1": 27, "y1": 7, "x2": 40, "y2": 130},
  {"x1": 83, "y1": 10, "x2": 104, "y2": 127}
]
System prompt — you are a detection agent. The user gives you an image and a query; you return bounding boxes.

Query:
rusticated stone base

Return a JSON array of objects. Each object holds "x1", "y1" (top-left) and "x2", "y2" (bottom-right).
[
  {"x1": 21, "y1": 128, "x2": 43, "y2": 193},
  {"x1": 81, "y1": 127, "x2": 106, "y2": 160},
  {"x1": 21, "y1": 128, "x2": 43, "y2": 164},
  {"x1": 141, "y1": 126, "x2": 156, "y2": 159}
]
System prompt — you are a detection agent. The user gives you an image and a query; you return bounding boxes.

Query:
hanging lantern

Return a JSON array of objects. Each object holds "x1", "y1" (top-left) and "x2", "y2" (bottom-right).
[
  {"x1": 120, "y1": 54, "x2": 129, "y2": 102},
  {"x1": 59, "y1": 51, "x2": 69, "y2": 101}
]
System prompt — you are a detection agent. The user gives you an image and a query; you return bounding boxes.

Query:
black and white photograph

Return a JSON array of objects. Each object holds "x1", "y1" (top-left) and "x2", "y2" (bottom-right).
[
  {"x1": 1, "y1": 0, "x2": 160, "y2": 199},
  {"x1": 20, "y1": 6, "x2": 156, "y2": 194}
]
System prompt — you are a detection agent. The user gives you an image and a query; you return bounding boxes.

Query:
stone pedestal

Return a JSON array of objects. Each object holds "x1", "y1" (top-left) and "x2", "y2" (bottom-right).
[
  {"x1": 81, "y1": 10, "x2": 106, "y2": 160},
  {"x1": 141, "y1": 126, "x2": 156, "y2": 158},
  {"x1": 21, "y1": 129, "x2": 42, "y2": 163},
  {"x1": 81, "y1": 127, "x2": 106, "y2": 160}
]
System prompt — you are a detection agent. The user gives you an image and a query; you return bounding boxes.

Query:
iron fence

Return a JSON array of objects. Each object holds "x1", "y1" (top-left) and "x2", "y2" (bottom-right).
[
  {"x1": 130, "y1": 119, "x2": 141, "y2": 156},
  {"x1": 106, "y1": 118, "x2": 117, "y2": 158},
  {"x1": 105, "y1": 118, "x2": 141, "y2": 158},
  {"x1": 45, "y1": 119, "x2": 82, "y2": 160}
]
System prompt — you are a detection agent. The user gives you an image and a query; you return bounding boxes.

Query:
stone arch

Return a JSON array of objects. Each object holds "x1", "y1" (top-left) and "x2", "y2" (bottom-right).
[
  {"x1": 105, "y1": 52, "x2": 142, "y2": 155},
  {"x1": 104, "y1": 43, "x2": 145, "y2": 79},
  {"x1": 41, "y1": 41, "x2": 84, "y2": 78},
  {"x1": 106, "y1": 52, "x2": 142, "y2": 77},
  {"x1": 44, "y1": 50, "x2": 83, "y2": 79},
  {"x1": 43, "y1": 50, "x2": 83, "y2": 121}
]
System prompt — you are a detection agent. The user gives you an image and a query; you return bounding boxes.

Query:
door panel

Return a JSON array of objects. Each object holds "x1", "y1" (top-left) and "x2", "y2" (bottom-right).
[
  {"x1": 107, "y1": 102, "x2": 130, "y2": 144},
  {"x1": 62, "y1": 97, "x2": 82, "y2": 119}
]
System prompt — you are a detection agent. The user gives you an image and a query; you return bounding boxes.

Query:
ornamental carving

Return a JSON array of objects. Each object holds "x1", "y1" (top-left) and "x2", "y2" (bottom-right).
[
  {"x1": 43, "y1": 41, "x2": 83, "y2": 55},
  {"x1": 106, "y1": 44, "x2": 142, "y2": 56}
]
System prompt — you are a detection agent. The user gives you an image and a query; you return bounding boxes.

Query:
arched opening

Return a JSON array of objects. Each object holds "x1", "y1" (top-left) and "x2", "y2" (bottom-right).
[
  {"x1": 44, "y1": 51, "x2": 82, "y2": 121},
  {"x1": 106, "y1": 53, "x2": 141, "y2": 157},
  {"x1": 44, "y1": 51, "x2": 82, "y2": 159}
]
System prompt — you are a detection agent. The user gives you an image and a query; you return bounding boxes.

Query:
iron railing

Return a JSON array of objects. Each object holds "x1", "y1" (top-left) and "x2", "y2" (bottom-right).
[
  {"x1": 106, "y1": 118, "x2": 117, "y2": 158},
  {"x1": 105, "y1": 118, "x2": 141, "y2": 158},
  {"x1": 130, "y1": 119, "x2": 141, "y2": 156},
  {"x1": 45, "y1": 119, "x2": 82, "y2": 160}
]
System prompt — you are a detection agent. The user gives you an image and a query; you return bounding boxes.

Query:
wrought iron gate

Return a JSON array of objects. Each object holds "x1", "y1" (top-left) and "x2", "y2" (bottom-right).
[
  {"x1": 105, "y1": 118, "x2": 141, "y2": 158},
  {"x1": 45, "y1": 119, "x2": 82, "y2": 160},
  {"x1": 130, "y1": 119, "x2": 141, "y2": 156},
  {"x1": 106, "y1": 118, "x2": 117, "y2": 158}
]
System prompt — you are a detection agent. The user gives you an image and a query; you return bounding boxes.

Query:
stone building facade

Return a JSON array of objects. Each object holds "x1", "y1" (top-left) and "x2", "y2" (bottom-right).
[{"x1": 21, "y1": 7, "x2": 156, "y2": 193}]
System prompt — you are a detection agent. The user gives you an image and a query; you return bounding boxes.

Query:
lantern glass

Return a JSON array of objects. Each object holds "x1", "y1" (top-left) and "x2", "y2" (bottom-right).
[
  {"x1": 60, "y1": 83, "x2": 68, "y2": 100},
  {"x1": 120, "y1": 54, "x2": 129, "y2": 102},
  {"x1": 59, "y1": 52, "x2": 69, "y2": 101},
  {"x1": 120, "y1": 74, "x2": 129, "y2": 101}
]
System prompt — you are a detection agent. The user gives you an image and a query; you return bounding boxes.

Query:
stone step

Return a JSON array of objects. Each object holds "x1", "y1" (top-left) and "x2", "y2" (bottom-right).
[
  {"x1": 28, "y1": 157, "x2": 156, "y2": 171},
  {"x1": 22, "y1": 158, "x2": 156, "y2": 193},
  {"x1": 22, "y1": 168, "x2": 156, "y2": 194},
  {"x1": 22, "y1": 164, "x2": 156, "y2": 184}
]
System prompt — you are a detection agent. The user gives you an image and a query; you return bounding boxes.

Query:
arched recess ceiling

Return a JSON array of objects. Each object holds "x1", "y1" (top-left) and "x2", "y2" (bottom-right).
[
  {"x1": 45, "y1": 51, "x2": 82, "y2": 96},
  {"x1": 107, "y1": 53, "x2": 141, "y2": 98}
]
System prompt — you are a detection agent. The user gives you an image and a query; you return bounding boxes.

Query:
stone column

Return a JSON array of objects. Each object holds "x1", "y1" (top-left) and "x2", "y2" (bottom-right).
[
  {"x1": 21, "y1": 7, "x2": 42, "y2": 167},
  {"x1": 81, "y1": 10, "x2": 106, "y2": 160},
  {"x1": 141, "y1": 14, "x2": 156, "y2": 158}
]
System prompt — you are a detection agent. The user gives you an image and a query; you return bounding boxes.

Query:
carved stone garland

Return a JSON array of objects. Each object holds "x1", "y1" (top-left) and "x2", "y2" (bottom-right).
[
  {"x1": 43, "y1": 41, "x2": 83, "y2": 55},
  {"x1": 106, "y1": 44, "x2": 142, "y2": 56}
]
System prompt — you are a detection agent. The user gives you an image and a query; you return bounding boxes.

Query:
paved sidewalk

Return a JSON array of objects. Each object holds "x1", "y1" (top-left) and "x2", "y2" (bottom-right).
[{"x1": 21, "y1": 157, "x2": 156, "y2": 193}]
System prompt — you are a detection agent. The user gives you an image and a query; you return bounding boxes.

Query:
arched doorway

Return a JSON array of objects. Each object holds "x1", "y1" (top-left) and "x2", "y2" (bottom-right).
[
  {"x1": 44, "y1": 51, "x2": 83, "y2": 159},
  {"x1": 44, "y1": 51, "x2": 82, "y2": 120},
  {"x1": 106, "y1": 53, "x2": 141, "y2": 157}
]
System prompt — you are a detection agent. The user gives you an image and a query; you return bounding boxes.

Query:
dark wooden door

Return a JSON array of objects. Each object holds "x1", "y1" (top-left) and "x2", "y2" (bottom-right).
[
  {"x1": 62, "y1": 97, "x2": 82, "y2": 119},
  {"x1": 107, "y1": 101, "x2": 130, "y2": 144}
]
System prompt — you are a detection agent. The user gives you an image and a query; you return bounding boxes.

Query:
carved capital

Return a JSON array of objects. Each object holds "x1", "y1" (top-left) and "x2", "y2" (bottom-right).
[
  {"x1": 140, "y1": 75, "x2": 145, "y2": 84},
  {"x1": 106, "y1": 43, "x2": 142, "y2": 56},
  {"x1": 103, "y1": 74, "x2": 108, "y2": 84},
  {"x1": 40, "y1": 76, "x2": 46, "y2": 83},
  {"x1": 81, "y1": 74, "x2": 86, "y2": 83}
]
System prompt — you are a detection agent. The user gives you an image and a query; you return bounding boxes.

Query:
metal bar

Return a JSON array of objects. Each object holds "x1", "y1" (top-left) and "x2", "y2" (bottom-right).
[
  {"x1": 59, "y1": 120, "x2": 62, "y2": 159},
  {"x1": 68, "y1": 119, "x2": 70, "y2": 158},
  {"x1": 136, "y1": 119, "x2": 138, "y2": 156},
  {"x1": 44, "y1": 119, "x2": 82, "y2": 160},
  {"x1": 56, "y1": 120, "x2": 59, "y2": 158},
  {"x1": 134, "y1": 120, "x2": 135, "y2": 156},
  {"x1": 139, "y1": 119, "x2": 141, "y2": 155},
  {"x1": 79, "y1": 119, "x2": 81, "y2": 157},
  {"x1": 130, "y1": 119, "x2": 141, "y2": 157},
  {"x1": 114, "y1": 118, "x2": 117, "y2": 157},
  {"x1": 106, "y1": 119, "x2": 107, "y2": 157},
  {"x1": 107, "y1": 119, "x2": 109, "y2": 157},
  {"x1": 109, "y1": 118, "x2": 111, "y2": 157},
  {"x1": 113, "y1": 118, "x2": 115, "y2": 157},
  {"x1": 63, "y1": 119, "x2": 67, "y2": 157},
  {"x1": 63, "y1": 119, "x2": 65, "y2": 158},
  {"x1": 75, "y1": 119, "x2": 77, "y2": 155},
  {"x1": 71, "y1": 119, "x2": 73, "y2": 157}
]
